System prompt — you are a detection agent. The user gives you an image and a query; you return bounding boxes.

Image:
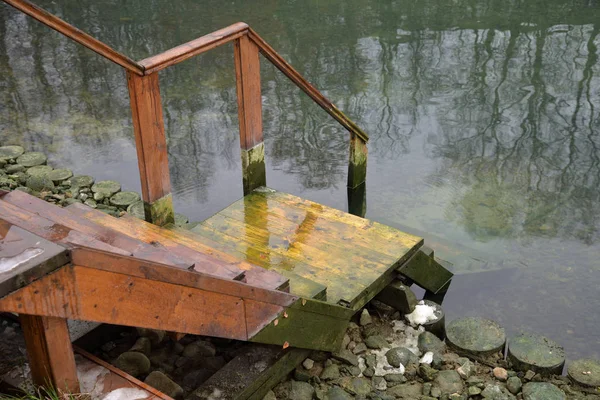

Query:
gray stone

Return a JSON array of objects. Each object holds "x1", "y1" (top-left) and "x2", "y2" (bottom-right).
[
  {"x1": 110, "y1": 191, "x2": 141, "y2": 207},
  {"x1": 456, "y1": 359, "x2": 474, "y2": 379},
  {"x1": 337, "y1": 377, "x2": 372, "y2": 396},
  {"x1": 507, "y1": 377, "x2": 522, "y2": 394},
  {"x1": 522, "y1": 382, "x2": 566, "y2": 400},
  {"x1": 70, "y1": 175, "x2": 95, "y2": 187},
  {"x1": 144, "y1": 371, "x2": 183, "y2": 399},
  {"x1": 26, "y1": 165, "x2": 53, "y2": 177},
  {"x1": 446, "y1": 317, "x2": 506, "y2": 357},
  {"x1": 114, "y1": 351, "x2": 151, "y2": 377},
  {"x1": 182, "y1": 369, "x2": 214, "y2": 389},
  {"x1": 92, "y1": 180, "x2": 121, "y2": 197},
  {"x1": 332, "y1": 349, "x2": 358, "y2": 366},
  {"x1": 0, "y1": 146, "x2": 25, "y2": 161},
  {"x1": 567, "y1": 359, "x2": 600, "y2": 388},
  {"x1": 375, "y1": 280, "x2": 418, "y2": 314},
  {"x1": 352, "y1": 342, "x2": 368, "y2": 354},
  {"x1": 373, "y1": 376, "x2": 387, "y2": 391},
  {"x1": 508, "y1": 333, "x2": 565, "y2": 375},
  {"x1": 433, "y1": 370, "x2": 464, "y2": 395},
  {"x1": 384, "y1": 373, "x2": 406, "y2": 383},
  {"x1": 182, "y1": 340, "x2": 217, "y2": 358},
  {"x1": 430, "y1": 386, "x2": 441, "y2": 398},
  {"x1": 290, "y1": 380, "x2": 315, "y2": 400},
  {"x1": 360, "y1": 309, "x2": 373, "y2": 326},
  {"x1": 262, "y1": 390, "x2": 277, "y2": 400},
  {"x1": 5, "y1": 164, "x2": 24, "y2": 174},
  {"x1": 303, "y1": 358, "x2": 315, "y2": 370},
  {"x1": 418, "y1": 364, "x2": 438, "y2": 381},
  {"x1": 365, "y1": 335, "x2": 389, "y2": 350},
  {"x1": 26, "y1": 175, "x2": 54, "y2": 192},
  {"x1": 136, "y1": 328, "x2": 166, "y2": 346},
  {"x1": 47, "y1": 168, "x2": 73, "y2": 182},
  {"x1": 325, "y1": 386, "x2": 352, "y2": 400},
  {"x1": 17, "y1": 152, "x2": 46, "y2": 167},
  {"x1": 468, "y1": 386, "x2": 482, "y2": 396},
  {"x1": 418, "y1": 331, "x2": 446, "y2": 354},
  {"x1": 130, "y1": 337, "x2": 152, "y2": 356},
  {"x1": 386, "y1": 382, "x2": 423, "y2": 399},
  {"x1": 385, "y1": 347, "x2": 418, "y2": 368},
  {"x1": 320, "y1": 364, "x2": 340, "y2": 380}
]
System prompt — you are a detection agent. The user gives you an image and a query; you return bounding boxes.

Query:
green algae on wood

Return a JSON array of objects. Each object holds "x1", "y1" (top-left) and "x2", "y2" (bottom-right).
[
  {"x1": 446, "y1": 317, "x2": 506, "y2": 357},
  {"x1": 241, "y1": 142, "x2": 266, "y2": 195},
  {"x1": 508, "y1": 333, "x2": 565, "y2": 375},
  {"x1": 567, "y1": 359, "x2": 600, "y2": 388},
  {"x1": 144, "y1": 193, "x2": 175, "y2": 226},
  {"x1": 17, "y1": 152, "x2": 47, "y2": 167},
  {"x1": 347, "y1": 134, "x2": 367, "y2": 189},
  {"x1": 127, "y1": 201, "x2": 146, "y2": 219}
]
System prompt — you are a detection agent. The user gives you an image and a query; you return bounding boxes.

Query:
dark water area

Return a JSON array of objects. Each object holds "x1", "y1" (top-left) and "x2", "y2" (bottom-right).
[{"x1": 1, "y1": 0, "x2": 599, "y2": 359}]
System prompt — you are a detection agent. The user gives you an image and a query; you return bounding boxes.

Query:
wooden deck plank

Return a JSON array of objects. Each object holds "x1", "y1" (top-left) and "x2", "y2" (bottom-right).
[
  {"x1": 65, "y1": 203, "x2": 250, "y2": 283},
  {"x1": 200, "y1": 213, "x2": 392, "y2": 306}
]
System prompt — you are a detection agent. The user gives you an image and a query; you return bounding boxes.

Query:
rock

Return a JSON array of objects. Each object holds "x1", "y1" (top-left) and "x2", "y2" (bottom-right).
[
  {"x1": 5, "y1": 164, "x2": 24, "y2": 174},
  {"x1": 15, "y1": 186, "x2": 33, "y2": 195},
  {"x1": 422, "y1": 382, "x2": 432, "y2": 396},
  {"x1": 92, "y1": 180, "x2": 121, "y2": 197},
  {"x1": 360, "y1": 309, "x2": 373, "y2": 326},
  {"x1": 386, "y1": 382, "x2": 423, "y2": 399},
  {"x1": 522, "y1": 382, "x2": 566, "y2": 400},
  {"x1": 373, "y1": 376, "x2": 387, "y2": 391},
  {"x1": 433, "y1": 370, "x2": 464, "y2": 396},
  {"x1": 182, "y1": 369, "x2": 214, "y2": 389},
  {"x1": 493, "y1": 367, "x2": 508, "y2": 382},
  {"x1": 332, "y1": 349, "x2": 358, "y2": 366},
  {"x1": 418, "y1": 331, "x2": 446, "y2": 354},
  {"x1": 524, "y1": 370, "x2": 536, "y2": 381},
  {"x1": 430, "y1": 386, "x2": 441, "y2": 398},
  {"x1": 289, "y1": 381, "x2": 314, "y2": 400},
  {"x1": 446, "y1": 317, "x2": 506, "y2": 357},
  {"x1": 375, "y1": 280, "x2": 418, "y2": 314},
  {"x1": 47, "y1": 168, "x2": 73, "y2": 182},
  {"x1": 174, "y1": 213, "x2": 189, "y2": 227},
  {"x1": 0, "y1": 146, "x2": 25, "y2": 161},
  {"x1": 262, "y1": 390, "x2": 277, "y2": 400},
  {"x1": 303, "y1": 358, "x2": 315, "y2": 370},
  {"x1": 320, "y1": 364, "x2": 340, "y2": 380},
  {"x1": 567, "y1": 359, "x2": 600, "y2": 388},
  {"x1": 508, "y1": 333, "x2": 565, "y2": 375},
  {"x1": 84, "y1": 199, "x2": 98, "y2": 208},
  {"x1": 17, "y1": 152, "x2": 47, "y2": 167},
  {"x1": 384, "y1": 373, "x2": 406, "y2": 383},
  {"x1": 70, "y1": 175, "x2": 95, "y2": 187},
  {"x1": 456, "y1": 360, "x2": 474, "y2": 379},
  {"x1": 114, "y1": 351, "x2": 151, "y2": 377},
  {"x1": 352, "y1": 342, "x2": 367, "y2": 354},
  {"x1": 468, "y1": 386, "x2": 482, "y2": 396},
  {"x1": 294, "y1": 367, "x2": 312, "y2": 382},
  {"x1": 26, "y1": 175, "x2": 54, "y2": 192},
  {"x1": 130, "y1": 337, "x2": 152, "y2": 356},
  {"x1": 386, "y1": 347, "x2": 418, "y2": 368},
  {"x1": 183, "y1": 340, "x2": 217, "y2": 358},
  {"x1": 507, "y1": 376, "x2": 522, "y2": 394},
  {"x1": 110, "y1": 191, "x2": 141, "y2": 207},
  {"x1": 136, "y1": 328, "x2": 166, "y2": 346},
  {"x1": 144, "y1": 371, "x2": 183, "y2": 399},
  {"x1": 337, "y1": 377, "x2": 372, "y2": 396},
  {"x1": 365, "y1": 335, "x2": 389, "y2": 350},
  {"x1": 325, "y1": 386, "x2": 352, "y2": 400},
  {"x1": 418, "y1": 364, "x2": 438, "y2": 381}
]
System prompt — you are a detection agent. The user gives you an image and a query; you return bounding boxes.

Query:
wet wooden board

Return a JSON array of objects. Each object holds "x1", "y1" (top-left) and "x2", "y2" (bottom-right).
[
  {"x1": 169, "y1": 225, "x2": 327, "y2": 300},
  {"x1": 0, "y1": 221, "x2": 69, "y2": 299},
  {"x1": 197, "y1": 189, "x2": 423, "y2": 308}
]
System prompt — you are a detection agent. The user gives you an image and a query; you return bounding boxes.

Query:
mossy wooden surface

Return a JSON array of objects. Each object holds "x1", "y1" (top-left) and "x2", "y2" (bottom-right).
[
  {"x1": 241, "y1": 143, "x2": 266, "y2": 195},
  {"x1": 348, "y1": 134, "x2": 368, "y2": 189},
  {"x1": 508, "y1": 333, "x2": 565, "y2": 375},
  {"x1": 398, "y1": 248, "x2": 453, "y2": 293},
  {"x1": 446, "y1": 317, "x2": 506, "y2": 357},
  {"x1": 197, "y1": 188, "x2": 422, "y2": 308},
  {"x1": 144, "y1": 193, "x2": 175, "y2": 226}
]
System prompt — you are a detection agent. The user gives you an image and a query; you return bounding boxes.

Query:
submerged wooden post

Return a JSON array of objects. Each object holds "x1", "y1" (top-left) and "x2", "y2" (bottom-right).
[
  {"x1": 126, "y1": 72, "x2": 175, "y2": 226},
  {"x1": 20, "y1": 315, "x2": 79, "y2": 393},
  {"x1": 234, "y1": 35, "x2": 266, "y2": 195},
  {"x1": 347, "y1": 133, "x2": 368, "y2": 189}
]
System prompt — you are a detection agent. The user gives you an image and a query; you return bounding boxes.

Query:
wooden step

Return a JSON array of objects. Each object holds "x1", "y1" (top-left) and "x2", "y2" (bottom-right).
[
  {"x1": 169, "y1": 225, "x2": 327, "y2": 300},
  {"x1": 66, "y1": 203, "x2": 289, "y2": 292},
  {"x1": 194, "y1": 189, "x2": 423, "y2": 309}
]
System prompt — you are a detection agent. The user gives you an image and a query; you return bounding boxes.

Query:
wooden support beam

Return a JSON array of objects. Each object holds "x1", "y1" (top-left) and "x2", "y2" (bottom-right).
[
  {"x1": 234, "y1": 35, "x2": 266, "y2": 195},
  {"x1": 127, "y1": 71, "x2": 175, "y2": 226},
  {"x1": 348, "y1": 134, "x2": 368, "y2": 189},
  {"x1": 19, "y1": 315, "x2": 79, "y2": 394}
]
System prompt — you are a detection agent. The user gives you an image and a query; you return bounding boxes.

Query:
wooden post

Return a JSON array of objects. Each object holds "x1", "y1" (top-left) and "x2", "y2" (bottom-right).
[
  {"x1": 347, "y1": 183, "x2": 367, "y2": 218},
  {"x1": 20, "y1": 315, "x2": 79, "y2": 394},
  {"x1": 348, "y1": 133, "x2": 368, "y2": 189},
  {"x1": 234, "y1": 35, "x2": 266, "y2": 195},
  {"x1": 127, "y1": 71, "x2": 175, "y2": 226}
]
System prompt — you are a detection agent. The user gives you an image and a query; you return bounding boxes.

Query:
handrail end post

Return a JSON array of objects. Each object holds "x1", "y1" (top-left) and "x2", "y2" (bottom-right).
[{"x1": 347, "y1": 134, "x2": 368, "y2": 190}]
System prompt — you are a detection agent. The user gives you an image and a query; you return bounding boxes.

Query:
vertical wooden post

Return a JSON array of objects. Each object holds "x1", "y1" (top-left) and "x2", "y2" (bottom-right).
[
  {"x1": 347, "y1": 184, "x2": 367, "y2": 218},
  {"x1": 234, "y1": 35, "x2": 266, "y2": 195},
  {"x1": 127, "y1": 71, "x2": 175, "y2": 226},
  {"x1": 20, "y1": 315, "x2": 79, "y2": 394},
  {"x1": 347, "y1": 133, "x2": 368, "y2": 189}
]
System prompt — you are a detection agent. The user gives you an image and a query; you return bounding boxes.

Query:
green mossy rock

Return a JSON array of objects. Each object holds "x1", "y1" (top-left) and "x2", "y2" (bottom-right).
[
  {"x1": 0, "y1": 146, "x2": 25, "y2": 161},
  {"x1": 26, "y1": 175, "x2": 55, "y2": 192},
  {"x1": 70, "y1": 175, "x2": 95, "y2": 187},
  {"x1": 4, "y1": 164, "x2": 24, "y2": 174},
  {"x1": 522, "y1": 382, "x2": 566, "y2": 400},
  {"x1": 26, "y1": 165, "x2": 53, "y2": 177},
  {"x1": 446, "y1": 317, "x2": 506, "y2": 357},
  {"x1": 567, "y1": 359, "x2": 600, "y2": 388},
  {"x1": 127, "y1": 201, "x2": 146, "y2": 220},
  {"x1": 174, "y1": 213, "x2": 189, "y2": 227},
  {"x1": 91, "y1": 180, "x2": 121, "y2": 197},
  {"x1": 17, "y1": 152, "x2": 47, "y2": 167},
  {"x1": 47, "y1": 168, "x2": 73, "y2": 183},
  {"x1": 508, "y1": 333, "x2": 565, "y2": 375},
  {"x1": 110, "y1": 191, "x2": 140, "y2": 207}
]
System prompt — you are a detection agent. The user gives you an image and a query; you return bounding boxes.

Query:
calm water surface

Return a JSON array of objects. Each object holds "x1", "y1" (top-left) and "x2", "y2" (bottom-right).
[{"x1": 1, "y1": 0, "x2": 599, "y2": 358}]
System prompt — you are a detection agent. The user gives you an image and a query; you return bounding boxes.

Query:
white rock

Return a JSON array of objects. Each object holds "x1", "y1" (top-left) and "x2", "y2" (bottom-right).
[
  {"x1": 420, "y1": 352, "x2": 434, "y2": 364},
  {"x1": 302, "y1": 358, "x2": 315, "y2": 370},
  {"x1": 405, "y1": 301, "x2": 438, "y2": 326}
]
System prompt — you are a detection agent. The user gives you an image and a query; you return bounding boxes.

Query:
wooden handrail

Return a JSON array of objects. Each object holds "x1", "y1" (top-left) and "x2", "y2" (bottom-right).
[
  {"x1": 247, "y1": 29, "x2": 369, "y2": 143},
  {"x1": 139, "y1": 22, "x2": 249, "y2": 74},
  {"x1": 3, "y1": 0, "x2": 144, "y2": 76}
]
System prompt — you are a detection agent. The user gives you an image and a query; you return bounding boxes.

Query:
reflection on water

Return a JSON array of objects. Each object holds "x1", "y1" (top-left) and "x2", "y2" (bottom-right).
[{"x1": 1, "y1": 0, "x2": 599, "y2": 357}]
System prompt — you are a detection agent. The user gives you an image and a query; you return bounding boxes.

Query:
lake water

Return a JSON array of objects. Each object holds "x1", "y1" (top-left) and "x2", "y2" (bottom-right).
[{"x1": 1, "y1": 0, "x2": 599, "y2": 359}]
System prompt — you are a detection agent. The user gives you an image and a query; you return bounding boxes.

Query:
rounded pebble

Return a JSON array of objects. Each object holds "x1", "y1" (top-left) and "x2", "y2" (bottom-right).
[
  {"x1": 26, "y1": 165, "x2": 53, "y2": 177},
  {"x1": 91, "y1": 180, "x2": 121, "y2": 196},
  {"x1": 446, "y1": 317, "x2": 506, "y2": 357},
  {"x1": 508, "y1": 333, "x2": 565, "y2": 375},
  {"x1": 110, "y1": 191, "x2": 140, "y2": 207},
  {"x1": 522, "y1": 382, "x2": 566, "y2": 400},
  {"x1": 567, "y1": 359, "x2": 600, "y2": 388},
  {"x1": 47, "y1": 168, "x2": 73, "y2": 182},
  {"x1": 17, "y1": 152, "x2": 47, "y2": 167},
  {"x1": 0, "y1": 146, "x2": 25, "y2": 161},
  {"x1": 70, "y1": 175, "x2": 95, "y2": 187}
]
